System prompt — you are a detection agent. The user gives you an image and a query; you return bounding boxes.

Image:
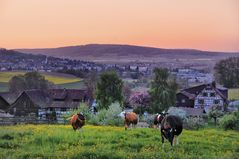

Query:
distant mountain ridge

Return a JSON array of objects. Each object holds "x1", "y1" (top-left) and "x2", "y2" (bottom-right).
[
  {"x1": 15, "y1": 44, "x2": 239, "y2": 56},
  {"x1": 14, "y1": 44, "x2": 239, "y2": 65}
]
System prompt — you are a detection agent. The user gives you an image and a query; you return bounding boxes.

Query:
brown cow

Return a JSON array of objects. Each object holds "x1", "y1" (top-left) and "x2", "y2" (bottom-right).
[
  {"x1": 70, "y1": 112, "x2": 85, "y2": 131},
  {"x1": 124, "y1": 112, "x2": 138, "y2": 130}
]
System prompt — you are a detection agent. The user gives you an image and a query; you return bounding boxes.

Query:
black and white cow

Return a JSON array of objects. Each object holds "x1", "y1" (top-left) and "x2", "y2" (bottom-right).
[
  {"x1": 154, "y1": 113, "x2": 183, "y2": 146},
  {"x1": 159, "y1": 114, "x2": 183, "y2": 147}
]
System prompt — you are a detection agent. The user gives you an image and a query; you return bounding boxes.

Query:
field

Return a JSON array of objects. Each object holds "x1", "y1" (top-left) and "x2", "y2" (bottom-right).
[
  {"x1": 0, "y1": 71, "x2": 83, "y2": 92},
  {"x1": 0, "y1": 125, "x2": 238, "y2": 159},
  {"x1": 229, "y1": 88, "x2": 239, "y2": 100}
]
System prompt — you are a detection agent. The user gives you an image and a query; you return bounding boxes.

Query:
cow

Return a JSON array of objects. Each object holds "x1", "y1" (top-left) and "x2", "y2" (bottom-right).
[
  {"x1": 160, "y1": 114, "x2": 183, "y2": 147},
  {"x1": 70, "y1": 112, "x2": 85, "y2": 131},
  {"x1": 124, "y1": 112, "x2": 138, "y2": 130}
]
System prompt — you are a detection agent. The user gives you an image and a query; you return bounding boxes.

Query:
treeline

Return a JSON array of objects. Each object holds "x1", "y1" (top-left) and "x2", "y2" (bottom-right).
[
  {"x1": 214, "y1": 57, "x2": 239, "y2": 88},
  {"x1": 57, "y1": 68, "x2": 90, "y2": 78}
]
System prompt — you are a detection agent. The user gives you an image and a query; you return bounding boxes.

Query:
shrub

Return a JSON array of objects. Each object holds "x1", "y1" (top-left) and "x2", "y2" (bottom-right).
[
  {"x1": 219, "y1": 111, "x2": 239, "y2": 131},
  {"x1": 62, "y1": 103, "x2": 91, "y2": 123},
  {"x1": 184, "y1": 117, "x2": 206, "y2": 130},
  {"x1": 88, "y1": 102, "x2": 124, "y2": 126},
  {"x1": 167, "y1": 107, "x2": 187, "y2": 120}
]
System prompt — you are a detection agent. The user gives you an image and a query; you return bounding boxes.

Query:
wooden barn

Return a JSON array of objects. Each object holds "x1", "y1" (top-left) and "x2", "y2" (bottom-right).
[{"x1": 8, "y1": 90, "x2": 50, "y2": 117}]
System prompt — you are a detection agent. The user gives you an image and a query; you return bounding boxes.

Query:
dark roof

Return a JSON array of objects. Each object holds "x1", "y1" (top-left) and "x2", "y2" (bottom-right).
[
  {"x1": 178, "y1": 107, "x2": 205, "y2": 117},
  {"x1": 48, "y1": 89, "x2": 67, "y2": 99},
  {"x1": 47, "y1": 101, "x2": 79, "y2": 108},
  {"x1": 180, "y1": 91, "x2": 196, "y2": 100},
  {"x1": 0, "y1": 92, "x2": 18, "y2": 104},
  {"x1": 48, "y1": 89, "x2": 87, "y2": 100},
  {"x1": 182, "y1": 84, "x2": 207, "y2": 95},
  {"x1": 22, "y1": 90, "x2": 50, "y2": 108}
]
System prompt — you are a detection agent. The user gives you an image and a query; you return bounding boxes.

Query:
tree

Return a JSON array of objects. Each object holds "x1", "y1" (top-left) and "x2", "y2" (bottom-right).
[
  {"x1": 84, "y1": 71, "x2": 98, "y2": 101},
  {"x1": 122, "y1": 83, "x2": 132, "y2": 105},
  {"x1": 214, "y1": 57, "x2": 239, "y2": 88},
  {"x1": 129, "y1": 91, "x2": 150, "y2": 115},
  {"x1": 96, "y1": 71, "x2": 124, "y2": 110},
  {"x1": 208, "y1": 105, "x2": 224, "y2": 125},
  {"x1": 149, "y1": 68, "x2": 178, "y2": 113},
  {"x1": 9, "y1": 71, "x2": 54, "y2": 94}
]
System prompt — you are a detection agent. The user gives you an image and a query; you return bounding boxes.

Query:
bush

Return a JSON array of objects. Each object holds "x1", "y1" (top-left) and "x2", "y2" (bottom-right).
[
  {"x1": 62, "y1": 103, "x2": 91, "y2": 123},
  {"x1": 167, "y1": 107, "x2": 187, "y2": 120},
  {"x1": 184, "y1": 117, "x2": 206, "y2": 130},
  {"x1": 219, "y1": 111, "x2": 239, "y2": 131},
  {"x1": 88, "y1": 102, "x2": 124, "y2": 126}
]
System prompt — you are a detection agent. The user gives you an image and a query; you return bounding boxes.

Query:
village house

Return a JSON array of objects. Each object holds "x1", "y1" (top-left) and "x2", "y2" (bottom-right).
[{"x1": 176, "y1": 82, "x2": 228, "y2": 113}]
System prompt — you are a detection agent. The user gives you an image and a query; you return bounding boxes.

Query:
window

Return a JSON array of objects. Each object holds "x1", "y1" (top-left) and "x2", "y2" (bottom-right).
[
  {"x1": 210, "y1": 93, "x2": 215, "y2": 97},
  {"x1": 61, "y1": 108, "x2": 67, "y2": 112},
  {"x1": 203, "y1": 92, "x2": 208, "y2": 97},
  {"x1": 214, "y1": 100, "x2": 220, "y2": 104},
  {"x1": 198, "y1": 99, "x2": 204, "y2": 105},
  {"x1": 181, "y1": 99, "x2": 185, "y2": 103}
]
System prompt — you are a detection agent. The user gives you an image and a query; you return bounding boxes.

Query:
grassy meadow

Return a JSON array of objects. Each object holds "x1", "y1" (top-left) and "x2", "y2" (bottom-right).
[
  {"x1": 229, "y1": 88, "x2": 239, "y2": 100},
  {"x1": 0, "y1": 125, "x2": 238, "y2": 159}
]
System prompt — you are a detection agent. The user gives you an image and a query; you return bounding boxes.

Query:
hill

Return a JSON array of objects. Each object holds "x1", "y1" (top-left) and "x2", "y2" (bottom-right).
[{"x1": 16, "y1": 44, "x2": 239, "y2": 65}]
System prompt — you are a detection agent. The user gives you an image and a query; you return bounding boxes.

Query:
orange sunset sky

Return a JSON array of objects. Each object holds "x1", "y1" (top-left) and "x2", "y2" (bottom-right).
[{"x1": 0, "y1": 0, "x2": 239, "y2": 52}]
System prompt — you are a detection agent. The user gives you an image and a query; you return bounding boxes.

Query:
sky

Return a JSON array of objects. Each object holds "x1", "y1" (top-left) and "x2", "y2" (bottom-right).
[{"x1": 0, "y1": 0, "x2": 239, "y2": 52}]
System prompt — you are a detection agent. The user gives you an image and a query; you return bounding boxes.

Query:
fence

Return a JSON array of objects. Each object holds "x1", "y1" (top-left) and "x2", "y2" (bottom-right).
[{"x1": 0, "y1": 117, "x2": 69, "y2": 125}]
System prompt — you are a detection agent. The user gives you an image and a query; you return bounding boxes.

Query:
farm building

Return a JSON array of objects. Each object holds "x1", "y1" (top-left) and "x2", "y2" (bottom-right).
[
  {"x1": 39, "y1": 89, "x2": 88, "y2": 120},
  {"x1": 6, "y1": 89, "x2": 89, "y2": 120},
  {"x1": 8, "y1": 90, "x2": 50, "y2": 117},
  {"x1": 176, "y1": 82, "x2": 228, "y2": 113}
]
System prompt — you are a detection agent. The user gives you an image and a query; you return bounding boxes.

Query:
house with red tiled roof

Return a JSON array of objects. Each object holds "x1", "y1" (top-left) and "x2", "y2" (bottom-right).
[{"x1": 176, "y1": 82, "x2": 228, "y2": 113}]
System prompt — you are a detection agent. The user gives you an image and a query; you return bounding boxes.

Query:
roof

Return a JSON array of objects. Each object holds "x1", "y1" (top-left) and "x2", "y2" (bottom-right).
[
  {"x1": 178, "y1": 107, "x2": 205, "y2": 117},
  {"x1": 22, "y1": 90, "x2": 50, "y2": 108},
  {"x1": 48, "y1": 89, "x2": 87, "y2": 100},
  {"x1": 47, "y1": 101, "x2": 79, "y2": 108},
  {"x1": 180, "y1": 91, "x2": 196, "y2": 100},
  {"x1": 0, "y1": 92, "x2": 18, "y2": 104}
]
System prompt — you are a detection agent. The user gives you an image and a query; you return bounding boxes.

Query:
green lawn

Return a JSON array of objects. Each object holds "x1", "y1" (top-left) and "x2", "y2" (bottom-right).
[
  {"x1": 229, "y1": 88, "x2": 239, "y2": 100},
  {"x1": 0, "y1": 125, "x2": 238, "y2": 159}
]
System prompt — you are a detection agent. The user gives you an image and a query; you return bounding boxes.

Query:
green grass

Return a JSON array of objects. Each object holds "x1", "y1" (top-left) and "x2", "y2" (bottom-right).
[
  {"x1": 0, "y1": 125, "x2": 238, "y2": 159},
  {"x1": 229, "y1": 88, "x2": 239, "y2": 100},
  {"x1": 58, "y1": 81, "x2": 86, "y2": 89},
  {"x1": 0, "y1": 71, "x2": 81, "y2": 84}
]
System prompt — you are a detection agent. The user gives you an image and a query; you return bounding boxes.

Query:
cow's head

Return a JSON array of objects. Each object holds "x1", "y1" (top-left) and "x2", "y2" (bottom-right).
[{"x1": 77, "y1": 112, "x2": 85, "y2": 121}]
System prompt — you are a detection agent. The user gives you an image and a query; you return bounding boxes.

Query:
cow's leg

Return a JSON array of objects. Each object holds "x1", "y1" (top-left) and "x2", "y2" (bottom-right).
[
  {"x1": 161, "y1": 135, "x2": 165, "y2": 148},
  {"x1": 173, "y1": 135, "x2": 177, "y2": 146},
  {"x1": 125, "y1": 123, "x2": 129, "y2": 130},
  {"x1": 169, "y1": 128, "x2": 174, "y2": 146},
  {"x1": 176, "y1": 136, "x2": 179, "y2": 145}
]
